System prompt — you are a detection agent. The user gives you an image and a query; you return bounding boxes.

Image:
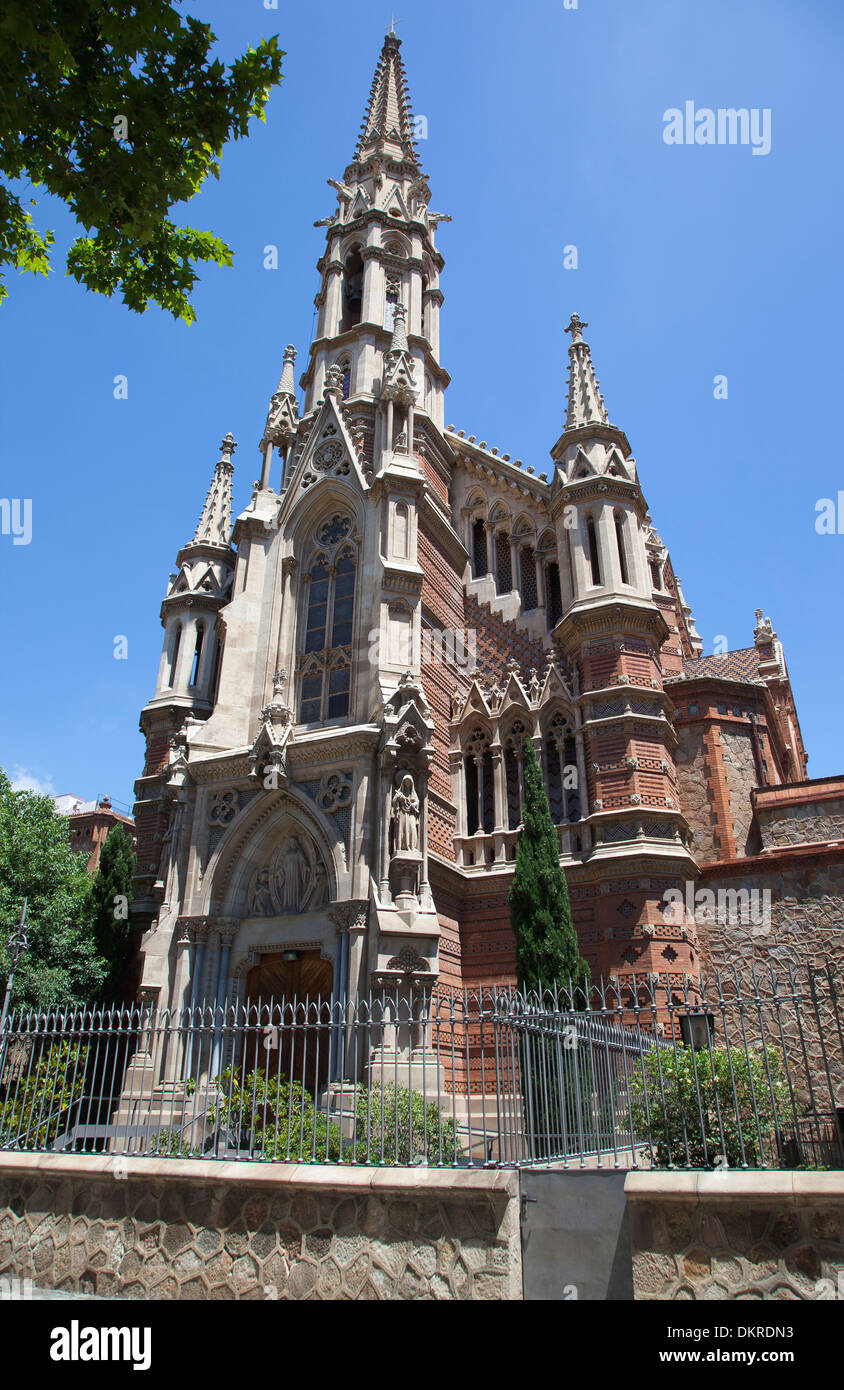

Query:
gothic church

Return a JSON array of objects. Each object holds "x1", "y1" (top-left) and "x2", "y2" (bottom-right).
[{"x1": 132, "y1": 33, "x2": 844, "y2": 1026}]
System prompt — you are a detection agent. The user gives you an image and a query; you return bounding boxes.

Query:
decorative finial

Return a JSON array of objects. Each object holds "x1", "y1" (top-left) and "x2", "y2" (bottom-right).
[
  {"x1": 388, "y1": 14, "x2": 402, "y2": 35},
  {"x1": 565, "y1": 313, "x2": 588, "y2": 344},
  {"x1": 219, "y1": 432, "x2": 237, "y2": 462},
  {"x1": 325, "y1": 363, "x2": 344, "y2": 397}
]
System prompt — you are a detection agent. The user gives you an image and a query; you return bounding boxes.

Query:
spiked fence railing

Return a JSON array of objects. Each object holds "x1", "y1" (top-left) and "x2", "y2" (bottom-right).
[{"x1": 0, "y1": 965, "x2": 841, "y2": 1170}]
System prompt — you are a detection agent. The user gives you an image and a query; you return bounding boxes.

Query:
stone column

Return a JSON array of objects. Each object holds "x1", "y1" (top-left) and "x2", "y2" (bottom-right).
[
  {"x1": 209, "y1": 924, "x2": 237, "y2": 1077},
  {"x1": 487, "y1": 524, "x2": 497, "y2": 583},
  {"x1": 274, "y1": 556, "x2": 298, "y2": 682}
]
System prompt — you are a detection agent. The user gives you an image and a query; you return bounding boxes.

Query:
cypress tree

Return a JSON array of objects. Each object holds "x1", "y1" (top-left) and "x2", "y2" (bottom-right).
[
  {"x1": 90, "y1": 824, "x2": 136, "y2": 1001},
  {"x1": 509, "y1": 738, "x2": 589, "y2": 1001}
]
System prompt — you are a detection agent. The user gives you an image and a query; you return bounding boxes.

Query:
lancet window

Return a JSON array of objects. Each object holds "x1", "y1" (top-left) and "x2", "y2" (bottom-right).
[
  {"x1": 297, "y1": 515, "x2": 357, "y2": 724},
  {"x1": 586, "y1": 515, "x2": 602, "y2": 586},
  {"x1": 545, "y1": 713, "x2": 581, "y2": 823},
  {"x1": 472, "y1": 518, "x2": 488, "y2": 578},
  {"x1": 464, "y1": 726, "x2": 495, "y2": 836},
  {"x1": 520, "y1": 546, "x2": 538, "y2": 611},
  {"x1": 614, "y1": 512, "x2": 630, "y2": 585},
  {"x1": 504, "y1": 721, "x2": 528, "y2": 830},
  {"x1": 341, "y1": 245, "x2": 363, "y2": 332}
]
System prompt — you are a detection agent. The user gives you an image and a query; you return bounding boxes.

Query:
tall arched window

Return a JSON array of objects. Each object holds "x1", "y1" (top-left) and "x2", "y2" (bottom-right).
[
  {"x1": 586, "y1": 515, "x2": 602, "y2": 586},
  {"x1": 472, "y1": 519, "x2": 488, "y2": 578},
  {"x1": 504, "y1": 722, "x2": 527, "y2": 829},
  {"x1": 297, "y1": 517, "x2": 357, "y2": 725},
  {"x1": 614, "y1": 513, "x2": 630, "y2": 585},
  {"x1": 520, "y1": 547, "x2": 538, "y2": 611},
  {"x1": 546, "y1": 714, "x2": 580, "y2": 824},
  {"x1": 650, "y1": 559, "x2": 662, "y2": 591},
  {"x1": 546, "y1": 562, "x2": 563, "y2": 627},
  {"x1": 464, "y1": 727, "x2": 494, "y2": 836},
  {"x1": 189, "y1": 623, "x2": 204, "y2": 687},
  {"x1": 495, "y1": 531, "x2": 512, "y2": 594},
  {"x1": 565, "y1": 530, "x2": 576, "y2": 600},
  {"x1": 167, "y1": 624, "x2": 182, "y2": 688},
  {"x1": 341, "y1": 245, "x2": 363, "y2": 331}
]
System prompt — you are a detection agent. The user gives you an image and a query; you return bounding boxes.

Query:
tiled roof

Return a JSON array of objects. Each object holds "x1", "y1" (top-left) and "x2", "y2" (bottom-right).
[{"x1": 678, "y1": 648, "x2": 762, "y2": 682}]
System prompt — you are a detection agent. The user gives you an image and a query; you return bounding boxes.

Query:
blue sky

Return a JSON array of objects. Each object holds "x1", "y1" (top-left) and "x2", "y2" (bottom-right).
[{"x1": 1, "y1": 0, "x2": 842, "y2": 813}]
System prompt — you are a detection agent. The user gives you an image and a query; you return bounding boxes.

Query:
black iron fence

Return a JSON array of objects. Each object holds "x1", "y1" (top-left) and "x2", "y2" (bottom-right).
[{"x1": 0, "y1": 964, "x2": 841, "y2": 1170}]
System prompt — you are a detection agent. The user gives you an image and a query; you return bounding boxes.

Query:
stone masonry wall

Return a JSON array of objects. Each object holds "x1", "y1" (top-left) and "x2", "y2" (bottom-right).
[
  {"x1": 674, "y1": 724, "x2": 718, "y2": 862},
  {"x1": 758, "y1": 797, "x2": 844, "y2": 849},
  {"x1": 699, "y1": 857, "x2": 844, "y2": 986},
  {"x1": 626, "y1": 1172, "x2": 844, "y2": 1300},
  {"x1": 719, "y1": 727, "x2": 757, "y2": 856},
  {"x1": 0, "y1": 1156, "x2": 521, "y2": 1302},
  {"x1": 697, "y1": 855, "x2": 844, "y2": 1102}
]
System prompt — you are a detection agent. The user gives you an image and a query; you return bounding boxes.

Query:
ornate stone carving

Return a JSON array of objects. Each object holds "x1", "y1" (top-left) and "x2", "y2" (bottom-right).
[
  {"x1": 247, "y1": 833, "x2": 330, "y2": 916},
  {"x1": 208, "y1": 790, "x2": 239, "y2": 826}
]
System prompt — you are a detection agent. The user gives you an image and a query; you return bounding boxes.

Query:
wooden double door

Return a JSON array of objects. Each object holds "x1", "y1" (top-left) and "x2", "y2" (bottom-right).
[{"x1": 243, "y1": 950, "x2": 333, "y2": 1096}]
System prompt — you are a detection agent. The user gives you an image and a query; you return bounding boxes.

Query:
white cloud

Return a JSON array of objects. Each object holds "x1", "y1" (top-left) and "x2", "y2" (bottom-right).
[{"x1": 9, "y1": 766, "x2": 57, "y2": 796}]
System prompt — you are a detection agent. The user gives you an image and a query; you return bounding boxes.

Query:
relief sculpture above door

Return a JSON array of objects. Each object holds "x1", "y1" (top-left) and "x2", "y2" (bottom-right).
[{"x1": 246, "y1": 830, "x2": 329, "y2": 916}]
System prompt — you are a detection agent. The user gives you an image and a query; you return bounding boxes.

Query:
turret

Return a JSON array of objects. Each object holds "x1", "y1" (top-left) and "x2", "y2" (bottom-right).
[{"x1": 148, "y1": 433, "x2": 237, "y2": 714}]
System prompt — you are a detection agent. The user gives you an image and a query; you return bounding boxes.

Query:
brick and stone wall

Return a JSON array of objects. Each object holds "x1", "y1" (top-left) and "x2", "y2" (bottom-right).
[
  {"x1": 755, "y1": 779, "x2": 844, "y2": 850},
  {"x1": 0, "y1": 1155, "x2": 521, "y2": 1302},
  {"x1": 626, "y1": 1171, "x2": 844, "y2": 1300}
]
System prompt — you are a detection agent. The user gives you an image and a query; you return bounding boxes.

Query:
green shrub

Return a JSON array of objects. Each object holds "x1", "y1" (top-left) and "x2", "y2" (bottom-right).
[
  {"x1": 354, "y1": 1081, "x2": 459, "y2": 1165},
  {"x1": 145, "y1": 1127, "x2": 198, "y2": 1158},
  {"x1": 628, "y1": 1044, "x2": 787, "y2": 1169},
  {"x1": 207, "y1": 1069, "x2": 350, "y2": 1162},
  {"x1": 0, "y1": 1040, "x2": 89, "y2": 1148}
]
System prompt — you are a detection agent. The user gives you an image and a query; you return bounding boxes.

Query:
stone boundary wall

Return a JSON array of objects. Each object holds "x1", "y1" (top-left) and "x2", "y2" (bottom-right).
[
  {"x1": 0, "y1": 1154, "x2": 521, "y2": 1301},
  {"x1": 626, "y1": 1171, "x2": 844, "y2": 1300}
]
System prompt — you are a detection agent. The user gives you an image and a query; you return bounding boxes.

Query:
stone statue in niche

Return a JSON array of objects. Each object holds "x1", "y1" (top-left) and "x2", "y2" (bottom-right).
[
  {"x1": 276, "y1": 835, "x2": 309, "y2": 911},
  {"x1": 247, "y1": 833, "x2": 329, "y2": 916},
  {"x1": 391, "y1": 773, "x2": 420, "y2": 854}
]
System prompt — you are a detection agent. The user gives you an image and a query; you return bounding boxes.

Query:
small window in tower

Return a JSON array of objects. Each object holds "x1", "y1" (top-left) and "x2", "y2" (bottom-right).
[
  {"x1": 337, "y1": 359, "x2": 351, "y2": 399},
  {"x1": 472, "y1": 519, "x2": 488, "y2": 579},
  {"x1": 586, "y1": 516, "x2": 602, "y2": 586},
  {"x1": 495, "y1": 532, "x2": 512, "y2": 594},
  {"x1": 341, "y1": 245, "x2": 364, "y2": 331},
  {"x1": 565, "y1": 531, "x2": 575, "y2": 600},
  {"x1": 650, "y1": 560, "x2": 662, "y2": 591},
  {"x1": 717, "y1": 704, "x2": 727, "y2": 715},
  {"x1": 168, "y1": 625, "x2": 181, "y2": 687},
  {"x1": 546, "y1": 562, "x2": 563, "y2": 627},
  {"x1": 687, "y1": 703, "x2": 699, "y2": 716},
  {"x1": 520, "y1": 546, "x2": 537, "y2": 611},
  {"x1": 614, "y1": 514, "x2": 630, "y2": 585},
  {"x1": 189, "y1": 624, "x2": 204, "y2": 687}
]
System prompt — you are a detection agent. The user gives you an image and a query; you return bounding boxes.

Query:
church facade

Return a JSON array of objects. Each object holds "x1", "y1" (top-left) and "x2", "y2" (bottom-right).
[{"x1": 131, "y1": 33, "x2": 844, "y2": 1030}]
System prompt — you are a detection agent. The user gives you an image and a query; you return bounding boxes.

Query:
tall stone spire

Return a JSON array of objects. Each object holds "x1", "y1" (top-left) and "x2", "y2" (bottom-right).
[
  {"x1": 192, "y1": 433, "x2": 236, "y2": 547},
  {"x1": 354, "y1": 30, "x2": 420, "y2": 168},
  {"x1": 564, "y1": 313, "x2": 610, "y2": 430}
]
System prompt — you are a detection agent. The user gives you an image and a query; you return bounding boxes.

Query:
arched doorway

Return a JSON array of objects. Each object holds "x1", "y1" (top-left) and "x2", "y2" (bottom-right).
[{"x1": 243, "y1": 949, "x2": 333, "y2": 1096}]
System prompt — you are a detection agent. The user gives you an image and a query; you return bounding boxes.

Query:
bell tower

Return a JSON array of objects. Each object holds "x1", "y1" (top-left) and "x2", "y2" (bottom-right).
[{"x1": 298, "y1": 31, "x2": 450, "y2": 438}]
